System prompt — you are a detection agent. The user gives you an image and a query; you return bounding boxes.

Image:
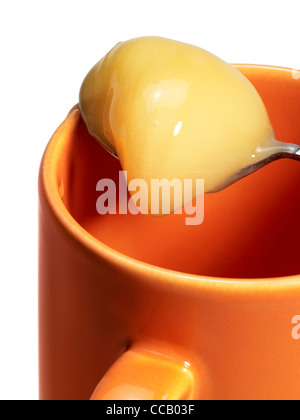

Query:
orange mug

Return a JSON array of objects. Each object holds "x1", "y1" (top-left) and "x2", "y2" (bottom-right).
[{"x1": 39, "y1": 65, "x2": 300, "y2": 400}]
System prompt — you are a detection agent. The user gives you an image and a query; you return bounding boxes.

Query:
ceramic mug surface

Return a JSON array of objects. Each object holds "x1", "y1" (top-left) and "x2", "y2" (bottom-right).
[{"x1": 39, "y1": 65, "x2": 300, "y2": 400}]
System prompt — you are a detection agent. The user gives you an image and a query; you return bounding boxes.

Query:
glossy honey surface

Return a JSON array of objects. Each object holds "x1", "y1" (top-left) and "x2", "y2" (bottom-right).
[{"x1": 80, "y1": 37, "x2": 276, "y2": 206}]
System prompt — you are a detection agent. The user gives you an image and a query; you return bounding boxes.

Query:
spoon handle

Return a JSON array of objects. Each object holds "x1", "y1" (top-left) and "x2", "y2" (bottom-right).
[
  {"x1": 212, "y1": 141, "x2": 300, "y2": 193},
  {"x1": 277, "y1": 142, "x2": 300, "y2": 160}
]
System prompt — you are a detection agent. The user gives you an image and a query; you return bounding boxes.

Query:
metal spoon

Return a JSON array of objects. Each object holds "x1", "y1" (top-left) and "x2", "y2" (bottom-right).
[{"x1": 95, "y1": 136, "x2": 300, "y2": 192}]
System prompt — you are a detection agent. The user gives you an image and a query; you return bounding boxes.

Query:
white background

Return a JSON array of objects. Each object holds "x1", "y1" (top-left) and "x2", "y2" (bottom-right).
[{"x1": 0, "y1": 0, "x2": 299, "y2": 400}]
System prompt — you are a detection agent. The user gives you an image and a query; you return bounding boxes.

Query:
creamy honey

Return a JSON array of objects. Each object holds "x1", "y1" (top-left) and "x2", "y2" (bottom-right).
[{"x1": 80, "y1": 37, "x2": 277, "y2": 213}]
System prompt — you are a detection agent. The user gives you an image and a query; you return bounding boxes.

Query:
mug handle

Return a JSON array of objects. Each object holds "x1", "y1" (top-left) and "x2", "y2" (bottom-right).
[{"x1": 91, "y1": 344, "x2": 198, "y2": 400}]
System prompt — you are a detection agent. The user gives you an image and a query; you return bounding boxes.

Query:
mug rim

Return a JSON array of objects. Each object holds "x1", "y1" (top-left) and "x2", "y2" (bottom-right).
[{"x1": 40, "y1": 64, "x2": 300, "y2": 295}]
